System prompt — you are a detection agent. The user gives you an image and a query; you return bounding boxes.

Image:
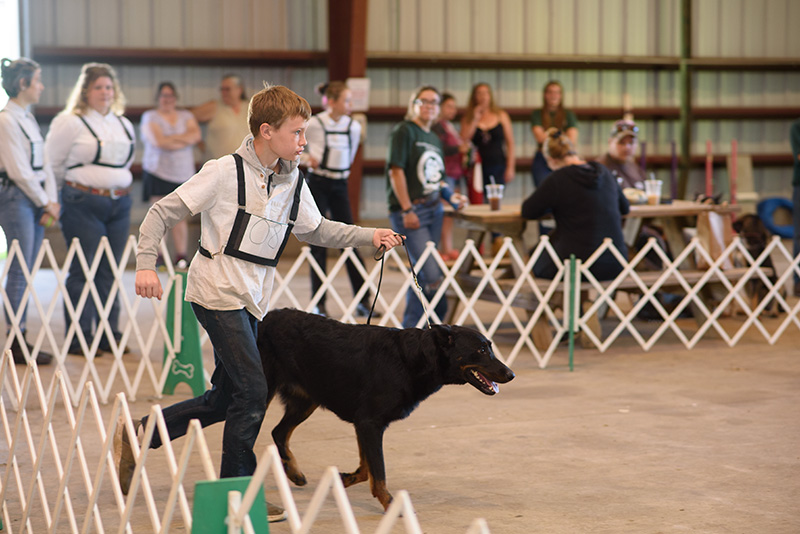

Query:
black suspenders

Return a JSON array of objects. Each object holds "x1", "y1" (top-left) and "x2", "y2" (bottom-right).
[{"x1": 67, "y1": 115, "x2": 135, "y2": 170}]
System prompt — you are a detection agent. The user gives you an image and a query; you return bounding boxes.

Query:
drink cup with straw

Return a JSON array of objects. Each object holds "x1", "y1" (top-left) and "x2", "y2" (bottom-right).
[{"x1": 486, "y1": 175, "x2": 504, "y2": 211}]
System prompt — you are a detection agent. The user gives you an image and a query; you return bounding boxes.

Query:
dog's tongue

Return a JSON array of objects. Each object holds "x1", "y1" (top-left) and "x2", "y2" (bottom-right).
[{"x1": 479, "y1": 371, "x2": 499, "y2": 394}]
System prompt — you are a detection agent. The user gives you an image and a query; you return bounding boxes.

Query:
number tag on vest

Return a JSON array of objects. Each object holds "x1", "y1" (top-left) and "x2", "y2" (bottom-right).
[
  {"x1": 225, "y1": 210, "x2": 292, "y2": 266},
  {"x1": 31, "y1": 139, "x2": 44, "y2": 170},
  {"x1": 323, "y1": 132, "x2": 351, "y2": 171}
]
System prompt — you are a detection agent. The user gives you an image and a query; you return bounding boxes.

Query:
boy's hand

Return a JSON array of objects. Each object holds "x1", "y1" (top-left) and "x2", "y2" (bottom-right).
[
  {"x1": 373, "y1": 229, "x2": 404, "y2": 251},
  {"x1": 135, "y1": 269, "x2": 163, "y2": 300}
]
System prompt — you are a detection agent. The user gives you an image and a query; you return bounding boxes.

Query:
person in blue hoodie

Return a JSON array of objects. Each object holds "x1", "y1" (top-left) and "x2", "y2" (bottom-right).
[{"x1": 521, "y1": 128, "x2": 629, "y2": 280}]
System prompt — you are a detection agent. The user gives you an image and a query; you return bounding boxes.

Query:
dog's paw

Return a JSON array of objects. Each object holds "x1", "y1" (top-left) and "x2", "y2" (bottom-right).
[
  {"x1": 289, "y1": 472, "x2": 307, "y2": 486},
  {"x1": 281, "y1": 460, "x2": 307, "y2": 486}
]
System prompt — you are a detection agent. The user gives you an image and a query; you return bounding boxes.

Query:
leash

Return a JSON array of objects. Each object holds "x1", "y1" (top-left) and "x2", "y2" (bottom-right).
[{"x1": 369, "y1": 236, "x2": 432, "y2": 329}]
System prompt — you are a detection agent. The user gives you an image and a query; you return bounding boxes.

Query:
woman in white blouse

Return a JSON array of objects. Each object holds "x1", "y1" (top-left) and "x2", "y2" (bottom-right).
[
  {"x1": 45, "y1": 62, "x2": 135, "y2": 356},
  {"x1": 140, "y1": 81, "x2": 201, "y2": 265},
  {"x1": 0, "y1": 57, "x2": 58, "y2": 365}
]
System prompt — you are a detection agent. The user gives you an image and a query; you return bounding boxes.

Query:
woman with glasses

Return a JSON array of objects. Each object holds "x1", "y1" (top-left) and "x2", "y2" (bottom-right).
[
  {"x1": 140, "y1": 82, "x2": 201, "y2": 267},
  {"x1": 521, "y1": 128, "x2": 628, "y2": 281},
  {"x1": 530, "y1": 81, "x2": 578, "y2": 187},
  {"x1": 0, "y1": 57, "x2": 57, "y2": 365},
  {"x1": 387, "y1": 86, "x2": 466, "y2": 328},
  {"x1": 460, "y1": 82, "x2": 516, "y2": 192},
  {"x1": 45, "y1": 62, "x2": 135, "y2": 356}
]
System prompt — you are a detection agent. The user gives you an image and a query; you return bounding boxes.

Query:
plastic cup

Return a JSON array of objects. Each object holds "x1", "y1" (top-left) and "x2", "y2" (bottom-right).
[
  {"x1": 486, "y1": 184, "x2": 504, "y2": 211},
  {"x1": 644, "y1": 179, "x2": 662, "y2": 205}
]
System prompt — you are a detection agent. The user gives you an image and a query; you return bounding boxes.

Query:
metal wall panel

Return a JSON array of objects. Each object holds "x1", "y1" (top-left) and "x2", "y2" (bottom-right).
[
  {"x1": 90, "y1": 0, "x2": 121, "y2": 46},
  {"x1": 524, "y1": 0, "x2": 549, "y2": 54},
  {"x1": 54, "y1": 0, "x2": 89, "y2": 46},
  {"x1": 694, "y1": 71, "x2": 800, "y2": 107},
  {"x1": 366, "y1": 0, "x2": 682, "y2": 56},
  {"x1": 417, "y1": 0, "x2": 445, "y2": 52},
  {"x1": 694, "y1": 0, "x2": 796, "y2": 58},
  {"x1": 31, "y1": 0, "x2": 326, "y2": 49},
  {"x1": 152, "y1": 0, "x2": 185, "y2": 49}
]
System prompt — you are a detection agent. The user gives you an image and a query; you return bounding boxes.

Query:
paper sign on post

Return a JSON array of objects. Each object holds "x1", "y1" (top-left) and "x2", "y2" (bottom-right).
[{"x1": 346, "y1": 77, "x2": 371, "y2": 112}]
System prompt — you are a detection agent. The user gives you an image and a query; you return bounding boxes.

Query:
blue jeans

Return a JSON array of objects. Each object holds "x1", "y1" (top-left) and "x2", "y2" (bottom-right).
[
  {"x1": 144, "y1": 304, "x2": 267, "y2": 478},
  {"x1": 0, "y1": 183, "x2": 45, "y2": 332},
  {"x1": 60, "y1": 184, "x2": 132, "y2": 347},
  {"x1": 390, "y1": 202, "x2": 447, "y2": 328}
]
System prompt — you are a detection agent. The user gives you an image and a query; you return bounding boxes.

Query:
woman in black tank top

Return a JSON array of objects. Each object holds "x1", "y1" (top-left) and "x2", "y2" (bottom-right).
[{"x1": 460, "y1": 83, "x2": 516, "y2": 195}]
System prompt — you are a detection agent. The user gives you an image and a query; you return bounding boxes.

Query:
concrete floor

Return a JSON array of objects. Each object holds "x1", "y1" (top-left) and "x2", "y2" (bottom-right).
[
  {"x1": 262, "y1": 339, "x2": 800, "y2": 534},
  {"x1": 2, "y1": 329, "x2": 798, "y2": 533}
]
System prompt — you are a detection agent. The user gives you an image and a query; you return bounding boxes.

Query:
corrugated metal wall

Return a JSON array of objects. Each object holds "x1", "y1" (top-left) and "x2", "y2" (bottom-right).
[
  {"x1": 31, "y1": 0, "x2": 328, "y2": 107},
  {"x1": 28, "y1": 0, "x2": 799, "y2": 216},
  {"x1": 368, "y1": 0, "x2": 679, "y2": 56},
  {"x1": 31, "y1": 0, "x2": 327, "y2": 49}
]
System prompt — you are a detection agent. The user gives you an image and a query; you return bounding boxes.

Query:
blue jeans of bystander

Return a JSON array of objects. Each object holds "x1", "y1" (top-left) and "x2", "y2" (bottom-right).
[
  {"x1": 0, "y1": 183, "x2": 45, "y2": 332},
  {"x1": 60, "y1": 184, "x2": 132, "y2": 349},
  {"x1": 389, "y1": 202, "x2": 447, "y2": 328}
]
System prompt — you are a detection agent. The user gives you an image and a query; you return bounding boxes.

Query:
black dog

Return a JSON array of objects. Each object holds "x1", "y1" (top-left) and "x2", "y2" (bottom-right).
[
  {"x1": 732, "y1": 214, "x2": 783, "y2": 316},
  {"x1": 257, "y1": 308, "x2": 515, "y2": 510}
]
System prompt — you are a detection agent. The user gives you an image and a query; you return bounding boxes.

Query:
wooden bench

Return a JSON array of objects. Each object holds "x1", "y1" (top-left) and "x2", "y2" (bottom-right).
[{"x1": 452, "y1": 267, "x2": 774, "y2": 311}]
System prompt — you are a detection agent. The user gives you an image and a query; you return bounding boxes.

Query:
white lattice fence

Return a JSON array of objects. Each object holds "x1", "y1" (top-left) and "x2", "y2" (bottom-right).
[
  {"x1": 0, "y1": 351, "x2": 493, "y2": 533},
  {"x1": 578, "y1": 236, "x2": 800, "y2": 351},
  {"x1": 1, "y1": 233, "x2": 799, "y2": 407}
]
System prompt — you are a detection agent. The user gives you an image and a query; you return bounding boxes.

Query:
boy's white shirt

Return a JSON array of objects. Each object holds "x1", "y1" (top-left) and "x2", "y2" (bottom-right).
[{"x1": 136, "y1": 134, "x2": 376, "y2": 319}]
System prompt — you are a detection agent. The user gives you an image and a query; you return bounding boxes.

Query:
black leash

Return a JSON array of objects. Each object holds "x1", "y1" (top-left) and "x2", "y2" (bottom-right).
[{"x1": 368, "y1": 236, "x2": 432, "y2": 328}]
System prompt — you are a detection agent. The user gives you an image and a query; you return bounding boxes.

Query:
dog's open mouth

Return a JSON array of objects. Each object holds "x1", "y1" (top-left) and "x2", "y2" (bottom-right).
[{"x1": 467, "y1": 368, "x2": 499, "y2": 395}]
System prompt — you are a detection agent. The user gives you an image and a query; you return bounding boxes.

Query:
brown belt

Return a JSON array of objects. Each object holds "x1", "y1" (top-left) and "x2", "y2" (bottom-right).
[
  {"x1": 412, "y1": 192, "x2": 440, "y2": 205},
  {"x1": 66, "y1": 181, "x2": 130, "y2": 199}
]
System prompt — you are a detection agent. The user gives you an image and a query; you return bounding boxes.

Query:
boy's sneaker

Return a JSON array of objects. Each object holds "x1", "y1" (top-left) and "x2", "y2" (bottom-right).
[
  {"x1": 266, "y1": 501, "x2": 287, "y2": 522},
  {"x1": 114, "y1": 416, "x2": 142, "y2": 495}
]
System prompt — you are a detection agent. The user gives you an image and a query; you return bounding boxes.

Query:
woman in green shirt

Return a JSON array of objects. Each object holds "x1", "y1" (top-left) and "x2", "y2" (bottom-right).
[
  {"x1": 530, "y1": 80, "x2": 578, "y2": 186},
  {"x1": 386, "y1": 86, "x2": 465, "y2": 327}
]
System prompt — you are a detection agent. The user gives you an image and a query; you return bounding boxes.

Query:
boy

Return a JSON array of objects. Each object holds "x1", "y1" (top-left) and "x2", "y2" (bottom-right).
[{"x1": 120, "y1": 84, "x2": 403, "y2": 522}]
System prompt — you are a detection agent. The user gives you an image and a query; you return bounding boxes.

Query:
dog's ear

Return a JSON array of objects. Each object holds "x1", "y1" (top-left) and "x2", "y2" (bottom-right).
[
  {"x1": 431, "y1": 324, "x2": 455, "y2": 347},
  {"x1": 732, "y1": 219, "x2": 743, "y2": 233}
]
